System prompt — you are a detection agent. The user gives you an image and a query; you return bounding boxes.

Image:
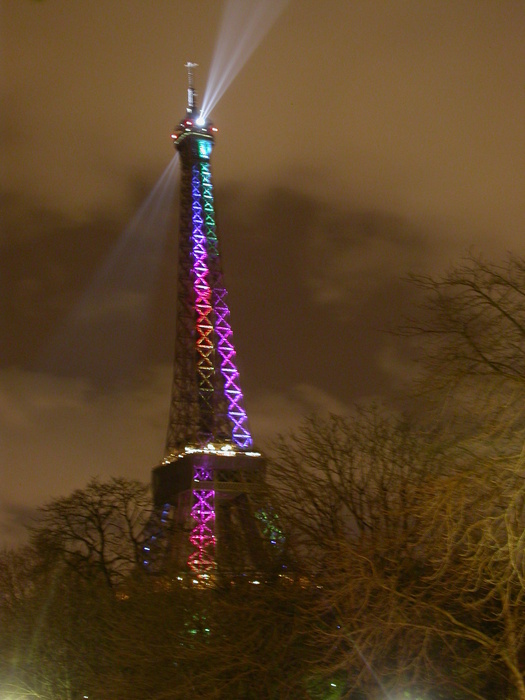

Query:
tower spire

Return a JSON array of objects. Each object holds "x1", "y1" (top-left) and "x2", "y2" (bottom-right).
[{"x1": 185, "y1": 61, "x2": 198, "y2": 116}]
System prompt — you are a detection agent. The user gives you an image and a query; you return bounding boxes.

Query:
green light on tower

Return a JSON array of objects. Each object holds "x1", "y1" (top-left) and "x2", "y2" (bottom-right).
[{"x1": 198, "y1": 139, "x2": 213, "y2": 159}]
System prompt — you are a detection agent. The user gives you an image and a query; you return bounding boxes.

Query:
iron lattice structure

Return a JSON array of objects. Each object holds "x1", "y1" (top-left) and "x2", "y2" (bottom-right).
[{"x1": 145, "y1": 65, "x2": 282, "y2": 582}]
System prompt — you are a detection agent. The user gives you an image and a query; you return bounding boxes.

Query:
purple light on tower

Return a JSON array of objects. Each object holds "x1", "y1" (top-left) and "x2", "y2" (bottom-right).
[{"x1": 198, "y1": 159, "x2": 252, "y2": 448}]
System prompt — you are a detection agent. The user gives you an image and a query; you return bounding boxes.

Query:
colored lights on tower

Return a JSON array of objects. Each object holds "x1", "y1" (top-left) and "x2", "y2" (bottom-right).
[{"x1": 160, "y1": 69, "x2": 262, "y2": 581}]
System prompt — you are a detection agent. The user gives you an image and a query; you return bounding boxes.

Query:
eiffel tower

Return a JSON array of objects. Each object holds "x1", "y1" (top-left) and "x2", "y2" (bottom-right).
[{"x1": 144, "y1": 64, "x2": 282, "y2": 583}]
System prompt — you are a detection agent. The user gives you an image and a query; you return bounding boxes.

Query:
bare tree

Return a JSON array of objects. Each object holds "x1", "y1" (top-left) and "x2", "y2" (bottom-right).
[
  {"x1": 31, "y1": 477, "x2": 153, "y2": 589},
  {"x1": 271, "y1": 409, "x2": 441, "y2": 573},
  {"x1": 412, "y1": 450, "x2": 525, "y2": 699},
  {"x1": 270, "y1": 410, "x2": 443, "y2": 696},
  {"x1": 94, "y1": 577, "x2": 320, "y2": 700},
  {"x1": 0, "y1": 478, "x2": 154, "y2": 698},
  {"x1": 0, "y1": 545, "x2": 116, "y2": 700},
  {"x1": 270, "y1": 410, "x2": 525, "y2": 698},
  {"x1": 0, "y1": 546, "x2": 36, "y2": 610},
  {"x1": 405, "y1": 254, "x2": 525, "y2": 394},
  {"x1": 2, "y1": 478, "x2": 322, "y2": 699}
]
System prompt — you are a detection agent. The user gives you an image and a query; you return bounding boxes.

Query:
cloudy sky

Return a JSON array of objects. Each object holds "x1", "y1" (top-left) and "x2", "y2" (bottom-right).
[{"x1": 2, "y1": 0, "x2": 524, "y2": 546}]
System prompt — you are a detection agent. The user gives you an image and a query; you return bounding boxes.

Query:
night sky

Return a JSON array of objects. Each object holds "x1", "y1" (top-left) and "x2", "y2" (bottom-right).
[{"x1": 2, "y1": 0, "x2": 524, "y2": 546}]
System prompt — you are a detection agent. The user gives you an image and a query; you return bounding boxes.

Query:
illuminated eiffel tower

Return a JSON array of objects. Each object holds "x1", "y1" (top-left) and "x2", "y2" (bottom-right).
[{"x1": 144, "y1": 64, "x2": 282, "y2": 583}]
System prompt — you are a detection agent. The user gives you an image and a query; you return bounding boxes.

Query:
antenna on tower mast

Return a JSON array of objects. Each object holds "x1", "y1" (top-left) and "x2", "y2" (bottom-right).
[{"x1": 185, "y1": 61, "x2": 198, "y2": 115}]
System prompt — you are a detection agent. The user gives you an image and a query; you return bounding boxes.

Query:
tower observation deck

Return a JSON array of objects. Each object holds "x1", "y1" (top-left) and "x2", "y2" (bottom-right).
[{"x1": 146, "y1": 64, "x2": 282, "y2": 582}]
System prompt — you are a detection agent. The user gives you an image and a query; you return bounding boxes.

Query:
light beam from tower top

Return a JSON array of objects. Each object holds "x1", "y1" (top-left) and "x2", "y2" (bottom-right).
[{"x1": 199, "y1": 0, "x2": 290, "y2": 120}]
